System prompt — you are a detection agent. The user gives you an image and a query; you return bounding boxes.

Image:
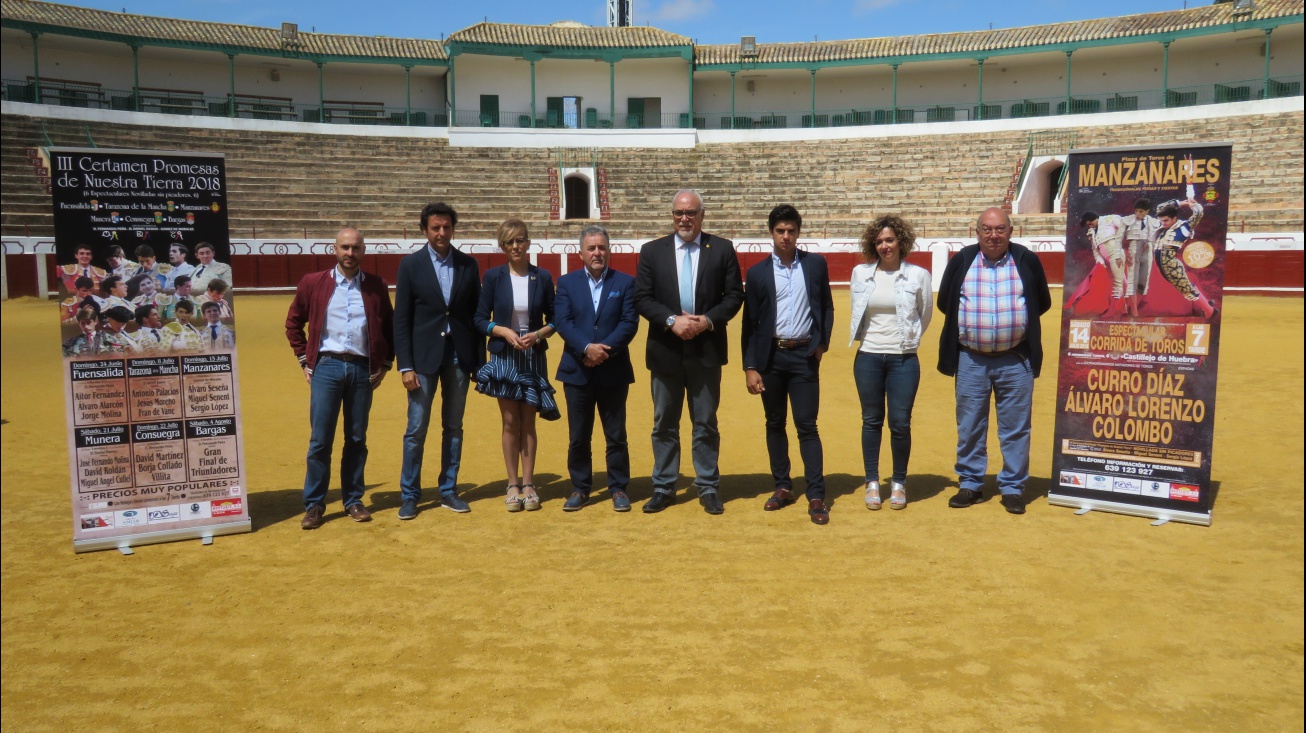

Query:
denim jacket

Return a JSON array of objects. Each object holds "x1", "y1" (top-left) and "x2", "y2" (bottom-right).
[{"x1": 848, "y1": 261, "x2": 933, "y2": 351}]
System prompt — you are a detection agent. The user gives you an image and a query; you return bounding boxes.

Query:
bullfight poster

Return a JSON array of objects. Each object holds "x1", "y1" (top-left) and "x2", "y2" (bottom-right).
[
  {"x1": 50, "y1": 147, "x2": 251, "y2": 552},
  {"x1": 1049, "y1": 142, "x2": 1231, "y2": 525}
]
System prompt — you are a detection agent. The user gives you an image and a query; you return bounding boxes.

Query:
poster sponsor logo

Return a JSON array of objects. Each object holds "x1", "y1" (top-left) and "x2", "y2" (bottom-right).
[
  {"x1": 1112, "y1": 477, "x2": 1142, "y2": 494},
  {"x1": 1141, "y1": 481, "x2": 1170, "y2": 499},
  {"x1": 211, "y1": 498, "x2": 243, "y2": 517},
  {"x1": 1087, "y1": 474, "x2": 1112, "y2": 492},
  {"x1": 229, "y1": 485, "x2": 242, "y2": 496},
  {"x1": 147, "y1": 505, "x2": 181, "y2": 524},
  {"x1": 182, "y1": 502, "x2": 212, "y2": 520},
  {"x1": 1059, "y1": 471, "x2": 1087, "y2": 488},
  {"x1": 81, "y1": 512, "x2": 114, "y2": 530},
  {"x1": 115, "y1": 509, "x2": 145, "y2": 527},
  {"x1": 1170, "y1": 483, "x2": 1201, "y2": 502}
]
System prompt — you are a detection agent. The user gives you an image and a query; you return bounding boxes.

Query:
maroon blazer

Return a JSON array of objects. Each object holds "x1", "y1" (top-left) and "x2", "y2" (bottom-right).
[{"x1": 285, "y1": 268, "x2": 395, "y2": 379}]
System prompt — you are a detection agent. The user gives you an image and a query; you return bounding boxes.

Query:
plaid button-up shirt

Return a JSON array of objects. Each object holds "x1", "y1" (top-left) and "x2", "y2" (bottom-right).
[{"x1": 958, "y1": 250, "x2": 1027, "y2": 353}]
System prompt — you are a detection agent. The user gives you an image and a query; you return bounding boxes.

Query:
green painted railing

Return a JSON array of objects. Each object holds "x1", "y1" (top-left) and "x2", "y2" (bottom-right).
[{"x1": 4, "y1": 75, "x2": 1300, "y2": 130}]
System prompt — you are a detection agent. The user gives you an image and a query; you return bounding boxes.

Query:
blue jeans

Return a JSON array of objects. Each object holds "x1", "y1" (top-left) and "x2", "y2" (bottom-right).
[
  {"x1": 304, "y1": 355, "x2": 373, "y2": 509},
  {"x1": 400, "y1": 351, "x2": 470, "y2": 501},
  {"x1": 853, "y1": 352, "x2": 920, "y2": 484},
  {"x1": 954, "y1": 348, "x2": 1034, "y2": 496}
]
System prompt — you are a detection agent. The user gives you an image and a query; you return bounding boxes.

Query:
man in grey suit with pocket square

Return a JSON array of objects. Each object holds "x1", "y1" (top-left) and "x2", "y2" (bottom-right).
[
  {"x1": 393, "y1": 202, "x2": 484, "y2": 520},
  {"x1": 554, "y1": 225, "x2": 640, "y2": 512},
  {"x1": 633, "y1": 190, "x2": 745, "y2": 515},
  {"x1": 740, "y1": 205, "x2": 835, "y2": 525}
]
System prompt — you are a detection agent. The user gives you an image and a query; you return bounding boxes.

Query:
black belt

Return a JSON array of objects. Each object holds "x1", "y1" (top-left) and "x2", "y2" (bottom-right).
[
  {"x1": 775, "y1": 338, "x2": 811, "y2": 350},
  {"x1": 320, "y1": 351, "x2": 369, "y2": 363}
]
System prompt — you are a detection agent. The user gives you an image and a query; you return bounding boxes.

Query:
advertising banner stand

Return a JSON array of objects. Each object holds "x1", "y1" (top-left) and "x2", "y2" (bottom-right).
[
  {"x1": 51, "y1": 147, "x2": 251, "y2": 552},
  {"x1": 1049, "y1": 143, "x2": 1231, "y2": 526}
]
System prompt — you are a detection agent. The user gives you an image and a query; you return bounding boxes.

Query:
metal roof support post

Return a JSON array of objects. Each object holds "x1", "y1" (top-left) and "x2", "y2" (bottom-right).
[
  {"x1": 1263, "y1": 28, "x2": 1273, "y2": 92},
  {"x1": 1064, "y1": 50, "x2": 1073, "y2": 113},
  {"x1": 1161, "y1": 41, "x2": 1170, "y2": 102},
  {"x1": 530, "y1": 59, "x2": 536, "y2": 126},
  {"x1": 228, "y1": 54, "x2": 236, "y2": 116},
  {"x1": 131, "y1": 44, "x2": 141, "y2": 111},
  {"x1": 317, "y1": 62, "x2": 324, "y2": 122},
  {"x1": 449, "y1": 54, "x2": 457, "y2": 126},
  {"x1": 405, "y1": 65, "x2": 412, "y2": 124},
  {"x1": 809, "y1": 68, "x2": 816, "y2": 125},
  {"x1": 977, "y1": 58, "x2": 985, "y2": 119},
  {"x1": 688, "y1": 59, "x2": 694, "y2": 128},
  {"x1": 892, "y1": 63, "x2": 899, "y2": 121},
  {"x1": 30, "y1": 32, "x2": 40, "y2": 103},
  {"x1": 730, "y1": 71, "x2": 736, "y2": 126},
  {"x1": 609, "y1": 60, "x2": 615, "y2": 125}
]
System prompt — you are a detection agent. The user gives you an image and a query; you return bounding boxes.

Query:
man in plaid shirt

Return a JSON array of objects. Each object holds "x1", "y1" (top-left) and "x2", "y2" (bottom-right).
[{"x1": 935, "y1": 208, "x2": 1052, "y2": 515}]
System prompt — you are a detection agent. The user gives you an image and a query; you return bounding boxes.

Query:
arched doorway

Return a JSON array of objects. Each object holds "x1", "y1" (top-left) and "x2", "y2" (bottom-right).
[
  {"x1": 1041, "y1": 163, "x2": 1064, "y2": 213},
  {"x1": 564, "y1": 175, "x2": 591, "y2": 220}
]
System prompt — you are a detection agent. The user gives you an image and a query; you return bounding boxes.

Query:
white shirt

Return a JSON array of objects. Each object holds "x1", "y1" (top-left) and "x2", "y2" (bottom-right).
[{"x1": 510, "y1": 273, "x2": 531, "y2": 333}]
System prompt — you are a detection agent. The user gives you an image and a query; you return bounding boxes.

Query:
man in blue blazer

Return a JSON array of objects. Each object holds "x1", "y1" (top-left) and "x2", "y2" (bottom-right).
[
  {"x1": 741, "y1": 205, "x2": 835, "y2": 525},
  {"x1": 393, "y1": 202, "x2": 484, "y2": 520},
  {"x1": 633, "y1": 190, "x2": 745, "y2": 515},
  {"x1": 554, "y1": 226, "x2": 640, "y2": 512}
]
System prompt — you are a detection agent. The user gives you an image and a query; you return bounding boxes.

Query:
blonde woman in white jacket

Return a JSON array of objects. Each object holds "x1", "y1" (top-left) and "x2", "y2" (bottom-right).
[{"x1": 848, "y1": 216, "x2": 932, "y2": 510}]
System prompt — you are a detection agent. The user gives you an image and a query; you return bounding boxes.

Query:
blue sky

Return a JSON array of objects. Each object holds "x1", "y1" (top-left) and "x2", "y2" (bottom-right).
[{"x1": 70, "y1": 0, "x2": 1199, "y2": 45}]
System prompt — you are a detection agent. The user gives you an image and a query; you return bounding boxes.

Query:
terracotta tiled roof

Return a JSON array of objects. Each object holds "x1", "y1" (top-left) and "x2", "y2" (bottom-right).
[
  {"x1": 695, "y1": 0, "x2": 1305, "y2": 65},
  {"x1": 446, "y1": 22, "x2": 691, "y2": 48},
  {"x1": 0, "y1": 0, "x2": 447, "y2": 60}
]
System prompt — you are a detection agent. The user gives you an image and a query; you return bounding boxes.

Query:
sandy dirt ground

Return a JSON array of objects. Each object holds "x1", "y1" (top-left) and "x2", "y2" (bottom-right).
[{"x1": 2, "y1": 291, "x2": 1302, "y2": 732}]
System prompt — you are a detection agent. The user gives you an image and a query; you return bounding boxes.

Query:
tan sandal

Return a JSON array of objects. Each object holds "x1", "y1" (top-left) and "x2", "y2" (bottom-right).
[
  {"x1": 864, "y1": 481, "x2": 882, "y2": 511},
  {"x1": 889, "y1": 481, "x2": 907, "y2": 510},
  {"x1": 522, "y1": 484, "x2": 541, "y2": 511},
  {"x1": 505, "y1": 484, "x2": 524, "y2": 513}
]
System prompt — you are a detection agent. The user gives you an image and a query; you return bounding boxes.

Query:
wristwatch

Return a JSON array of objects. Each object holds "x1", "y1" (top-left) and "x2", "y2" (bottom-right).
[{"x1": 665, "y1": 315, "x2": 676, "y2": 329}]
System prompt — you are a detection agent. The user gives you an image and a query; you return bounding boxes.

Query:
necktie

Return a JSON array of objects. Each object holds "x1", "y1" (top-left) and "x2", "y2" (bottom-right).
[
  {"x1": 151, "y1": 328, "x2": 161, "y2": 342},
  {"x1": 83, "y1": 267, "x2": 90, "y2": 277},
  {"x1": 210, "y1": 325, "x2": 218, "y2": 345},
  {"x1": 679, "y1": 245, "x2": 694, "y2": 314}
]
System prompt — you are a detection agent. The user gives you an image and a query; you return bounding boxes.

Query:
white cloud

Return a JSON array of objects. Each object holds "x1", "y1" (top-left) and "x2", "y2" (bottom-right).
[
  {"x1": 648, "y1": 0, "x2": 715, "y2": 23},
  {"x1": 854, "y1": 0, "x2": 902, "y2": 13}
]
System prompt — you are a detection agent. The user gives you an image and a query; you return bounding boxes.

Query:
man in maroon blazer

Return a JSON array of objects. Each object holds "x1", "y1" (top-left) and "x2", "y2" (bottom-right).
[{"x1": 285, "y1": 228, "x2": 395, "y2": 530}]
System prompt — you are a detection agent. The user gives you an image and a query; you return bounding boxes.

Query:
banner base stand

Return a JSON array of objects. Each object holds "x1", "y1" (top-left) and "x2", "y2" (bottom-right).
[
  {"x1": 77, "y1": 520, "x2": 252, "y2": 554},
  {"x1": 1048, "y1": 494, "x2": 1211, "y2": 526}
]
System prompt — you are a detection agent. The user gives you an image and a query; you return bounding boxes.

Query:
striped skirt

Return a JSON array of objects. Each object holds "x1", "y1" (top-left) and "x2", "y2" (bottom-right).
[{"x1": 475, "y1": 348, "x2": 561, "y2": 421}]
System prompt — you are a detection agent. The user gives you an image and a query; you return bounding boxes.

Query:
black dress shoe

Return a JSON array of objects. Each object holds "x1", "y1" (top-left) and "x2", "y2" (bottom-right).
[
  {"x1": 700, "y1": 493, "x2": 724, "y2": 515},
  {"x1": 642, "y1": 491, "x2": 676, "y2": 513},
  {"x1": 1000, "y1": 493, "x2": 1027, "y2": 515},
  {"x1": 948, "y1": 488, "x2": 984, "y2": 508}
]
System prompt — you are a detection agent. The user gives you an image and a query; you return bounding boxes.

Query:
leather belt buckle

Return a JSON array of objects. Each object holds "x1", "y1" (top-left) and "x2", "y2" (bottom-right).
[{"x1": 775, "y1": 338, "x2": 811, "y2": 350}]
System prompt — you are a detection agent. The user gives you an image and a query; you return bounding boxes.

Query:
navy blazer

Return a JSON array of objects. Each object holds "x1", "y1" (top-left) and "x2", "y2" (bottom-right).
[
  {"x1": 633, "y1": 232, "x2": 745, "y2": 373},
  {"x1": 740, "y1": 251, "x2": 835, "y2": 372},
  {"x1": 473, "y1": 264, "x2": 555, "y2": 357},
  {"x1": 553, "y1": 267, "x2": 639, "y2": 387},
  {"x1": 393, "y1": 245, "x2": 483, "y2": 374}
]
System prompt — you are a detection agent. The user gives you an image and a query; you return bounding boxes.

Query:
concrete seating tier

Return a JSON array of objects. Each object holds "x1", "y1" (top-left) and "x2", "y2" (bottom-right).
[{"x1": 2, "y1": 111, "x2": 1301, "y2": 240}]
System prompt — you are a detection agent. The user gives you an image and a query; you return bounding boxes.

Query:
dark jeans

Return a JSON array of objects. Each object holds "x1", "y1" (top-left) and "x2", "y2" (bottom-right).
[
  {"x1": 760, "y1": 347, "x2": 825, "y2": 500},
  {"x1": 563, "y1": 382, "x2": 630, "y2": 495},
  {"x1": 303, "y1": 355, "x2": 373, "y2": 509},
  {"x1": 853, "y1": 351, "x2": 920, "y2": 484}
]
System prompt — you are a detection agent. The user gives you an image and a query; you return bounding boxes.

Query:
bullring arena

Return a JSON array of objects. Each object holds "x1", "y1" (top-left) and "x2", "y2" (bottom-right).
[{"x1": 2, "y1": 0, "x2": 1303, "y2": 730}]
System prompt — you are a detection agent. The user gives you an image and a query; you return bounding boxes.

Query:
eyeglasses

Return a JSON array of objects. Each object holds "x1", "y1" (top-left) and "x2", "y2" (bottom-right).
[
  {"x1": 980, "y1": 226, "x2": 1010, "y2": 235},
  {"x1": 504, "y1": 237, "x2": 530, "y2": 246},
  {"x1": 672, "y1": 209, "x2": 702, "y2": 219}
]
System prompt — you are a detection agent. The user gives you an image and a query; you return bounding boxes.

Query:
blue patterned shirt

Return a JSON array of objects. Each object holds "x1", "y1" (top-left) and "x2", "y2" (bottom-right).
[{"x1": 958, "y1": 250, "x2": 1027, "y2": 353}]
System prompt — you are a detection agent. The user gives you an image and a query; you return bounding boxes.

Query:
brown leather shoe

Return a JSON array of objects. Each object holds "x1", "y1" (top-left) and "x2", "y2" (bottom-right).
[
  {"x1": 764, "y1": 488, "x2": 795, "y2": 511},
  {"x1": 301, "y1": 503, "x2": 325, "y2": 530},
  {"x1": 346, "y1": 503, "x2": 372, "y2": 522},
  {"x1": 808, "y1": 499, "x2": 829, "y2": 525}
]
